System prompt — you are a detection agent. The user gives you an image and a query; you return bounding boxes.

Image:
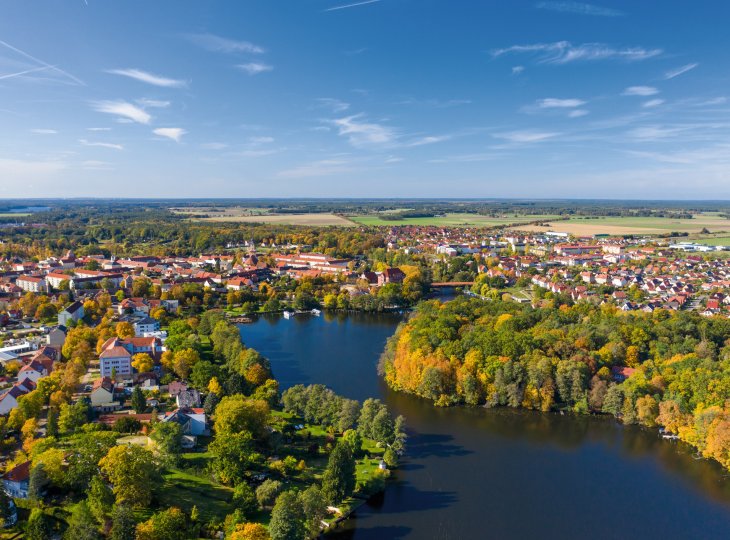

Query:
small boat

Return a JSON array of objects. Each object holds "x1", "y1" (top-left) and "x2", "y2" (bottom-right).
[
  {"x1": 282, "y1": 311, "x2": 293, "y2": 319},
  {"x1": 311, "y1": 309, "x2": 321, "y2": 316}
]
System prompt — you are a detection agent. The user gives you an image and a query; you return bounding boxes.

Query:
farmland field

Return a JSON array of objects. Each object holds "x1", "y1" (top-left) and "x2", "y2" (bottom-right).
[
  {"x1": 693, "y1": 236, "x2": 730, "y2": 246},
  {"x1": 510, "y1": 213, "x2": 730, "y2": 236},
  {"x1": 172, "y1": 206, "x2": 354, "y2": 226},
  {"x1": 349, "y1": 213, "x2": 560, "y2": 227}
]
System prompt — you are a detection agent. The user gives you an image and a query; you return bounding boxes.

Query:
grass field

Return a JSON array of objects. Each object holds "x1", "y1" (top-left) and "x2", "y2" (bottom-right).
[
  {"x1": 173, "y1": 206, "x2": 354, "y2": 226},
  {"x1": 349, "y1": 213, "x2": 560, "y2": 227},
  {"x1": 0, "y1": 213, "x2": 30, "y2": 217},
  {"x1": 692, "y1": 236, "x2": 730, "y2": 246},
  {"x1": 511, "y1": 213, "x2": 730, "y2": 236}
]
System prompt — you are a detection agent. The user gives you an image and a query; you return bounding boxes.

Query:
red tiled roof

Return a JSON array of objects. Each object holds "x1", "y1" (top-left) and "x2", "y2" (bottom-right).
[{"x1": 2, "y1": 460, "x2": 31, "y2": 483}]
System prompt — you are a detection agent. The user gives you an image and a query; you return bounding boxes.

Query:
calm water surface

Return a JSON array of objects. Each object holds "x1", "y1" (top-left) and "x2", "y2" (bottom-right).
[{"x1": 240, "y1": 312, "x2": 730, "y2": 540}]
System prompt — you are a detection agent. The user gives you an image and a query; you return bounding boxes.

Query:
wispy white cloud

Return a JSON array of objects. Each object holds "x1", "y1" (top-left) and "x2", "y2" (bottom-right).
[
  {"x1": 187, "y1": 33, "x2": 264, "y2": 54},
  {"x1": 512, "y1": 65, "x2": 525, "y2": 75},
  {"x1": 153, "y1": 128, "x2": 186, "y2": 142},
  {"x1": 30, "y1": 129, "x2": 57, "y2": 134},
  {"x1": 325, "y1": 0, "x2": 381, "y2": 12},
  {"x1": 492, "y1": 41, "x2": 662, "y2": 64},
  {"x1": 236, "y1": 63, "x2": 273, "y2": 75},
  {"x1": 535, "y1": 1, "x2": 624, "y2": 17},
  {"x1": 79, "y1": 139, "x2": 123, "y2": 150},
  {"x1": 622, "y1": 86, "x2": 659, "y2": 96},
  {"x1": 92, "y1": 101, "x2": 151, "y2": 124},
  {"x1": 316, "y1": 98, "x2": 351, "y2": 113},
  {"x1": 493, "y1": 130, "x2": 560, "y2": 143},
  {"x1": 664, "y1": 63, "x2": 698, "y2": 80},
  {"x1": 642, "y1": 99, "x2": 665, "y2": 108},
  {"x1": 385, "y1": 156, "x2": 403, "y2": 163},
  {"x1": 87, "y1": 127, "x2": 111, "y2": 132},
  {"x1": 404, "y1": 135, "x2": 452, "y2": 147},
  {"x1": 330, "y1": 114, "x2": 395, "y2": 147},
  {"x1": 537, "y1": 98, "x2": 586, "y2": 108},
  {"x1": 627, "y1": 126, "x2": 685, "y2": 140},
  {"x1": 698, "y1": 97, "x2": 727, "y2": 106},
  {"x1": 136, "y1": 98, "x2": 171, "y2": 108},
  {"x1": 106, "y1": 68, "x2": 186, "y2": 88},
  {"x1": 568, "y1": 109, "x2": 589, "y2": 118},
  {"x1": 0, "y1": 40, "x2": 84, "y2": 86}
]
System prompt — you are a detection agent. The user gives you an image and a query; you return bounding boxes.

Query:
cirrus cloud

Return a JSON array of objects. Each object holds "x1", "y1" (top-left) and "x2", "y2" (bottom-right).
[
  {"x1": 92, "y1": 100, "x2": 151, "y2": 124},
  {"x1": 153, "y1": 127, "x2": 186, "y2": 142},
  {"x1": 106, "y1": 68, "x2": 186, "y2": 88}
]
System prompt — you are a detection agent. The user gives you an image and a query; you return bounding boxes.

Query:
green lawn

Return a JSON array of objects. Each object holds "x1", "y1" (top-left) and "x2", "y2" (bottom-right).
[
  {"x1": 0, "y1": 213, "x2": 30, "y2": 218},
  {"x1": 156, "y1": 467, "x2": 234, "y2": 522},
  {"x1": 348, "y1": 213, "x2": 560, "y2": 227}
]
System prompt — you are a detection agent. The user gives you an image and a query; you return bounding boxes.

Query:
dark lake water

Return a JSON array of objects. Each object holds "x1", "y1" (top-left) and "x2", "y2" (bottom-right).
[{"x1": 239, "y1": 312, "x2": 730, "y2": 540}]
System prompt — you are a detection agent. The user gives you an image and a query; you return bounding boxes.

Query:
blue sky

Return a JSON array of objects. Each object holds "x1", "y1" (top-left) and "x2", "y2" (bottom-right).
[{"x1": 1, "y1": 0, "x2": 729, "y2": 199}]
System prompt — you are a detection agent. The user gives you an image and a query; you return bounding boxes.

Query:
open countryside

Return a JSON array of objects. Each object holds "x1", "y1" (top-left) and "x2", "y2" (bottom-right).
[
  {"x1": 173, "y1": 207, "x2": 355, "y2": 227},
  {"x1": 348, "y1": 213, "x2": 561, "y2": 227},
  {"x1": 511, "y1": 213, "x2": 730, "y2": 236}
]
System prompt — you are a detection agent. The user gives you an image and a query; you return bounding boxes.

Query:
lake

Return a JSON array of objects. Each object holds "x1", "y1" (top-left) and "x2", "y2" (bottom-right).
[{"x1": 239, "y1": 312, "x2": 730, "y2": 539}]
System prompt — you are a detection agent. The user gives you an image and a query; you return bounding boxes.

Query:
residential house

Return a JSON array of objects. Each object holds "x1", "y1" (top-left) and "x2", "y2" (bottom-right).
[
  {"x1": 90, "y1": 377, "x2": 118, "y2": 411},
  {"x1": 162, "y1": 407, "x2": 207, "y2": 436},
  {"x1": 0, "y1": 379, "x2": 35, "y2": 415},
  {"x1": 46, "y1": 325, "x2": 67, "y2": 349},
  {"x1": 2, "y1": 461, "x2": 31, "y2": 499},
  {"x1": 134, "y1": 316, "x2": 160, "y2": 336},
  {"x1": 378, "y1": 267, "x2": 406, "y2": 285},
  {"x1": 58, "y1": 301, "x2": 84, "y2": 326},
  {"x1": 17, "y1": 360, "x2": 48, "y2": 384}
]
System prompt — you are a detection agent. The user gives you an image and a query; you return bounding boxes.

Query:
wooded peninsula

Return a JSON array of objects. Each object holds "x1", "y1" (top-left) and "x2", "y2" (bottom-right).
[{"x1": 380, "y1": 296, "x2": 730, "y2": 470}]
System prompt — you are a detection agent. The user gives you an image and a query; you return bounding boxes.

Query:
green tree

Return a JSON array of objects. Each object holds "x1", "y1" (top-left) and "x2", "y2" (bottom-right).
[
  {"x1": 299, "y1": 485, "x2": 327, "y2": 537},
  {"x1": 64, "y1": 500, "x2": 101, "y2": 540},
  {"x1": 28, "y1": 463, "x2": 49, "y2": 502},
  {"x1": 59, "y1": 400, "x2": 90, "y2": 433},
  {"x1": 66, "y1": 432, "x2": 119, "y2": 490},
  {"x1": 203, "y1": 391, "x2": 220, "y2": 415},
  {"x1": 131, "y1": 386, "x2": 146, "y2": 414},
  {"x1": 209, "y1": 431, "x2": 256, "y2": 485},
  {"x1": 255, "y1": 479, "x2": 283, "y2": 509},
  {"x1": 383, "y1": 446, "x2": 398, "y2": 468},
  {"x1": 269, "y1": 491, "x2": 306, "y2": 540},
  {"x1": 46, "y1": 407, "x2": 59, "y2": 438},
  {"x1": 232, "y1": 482, "x2": 258, "y2": 517},
  {"x1": 370, "y1": 407, "x2": 395, "y2": 446},
  {"x1": 213, "y1": 395, "x2": 269, "y2": 439},
  {"x1": 110, "y1": 505, "x2": 136, "y2": 540},
  {"x1": 135, "y1": 507, "x2": 187, "y2": 540},
  {"x1": 99, "y1": 445, "x2": 159, "y2": 507},
  {"x1": 87, "y1": 475, "x2": 114, "y2": 525},
  {"x1": 321, "y1": 441, "x2": 356, "y2": 504},
  {"x1": 25, "y1": 508, "x2": 51, "y2": 540},
  {"x1": 149, "y1": 421, "x2": 183, "y2": 467}
]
